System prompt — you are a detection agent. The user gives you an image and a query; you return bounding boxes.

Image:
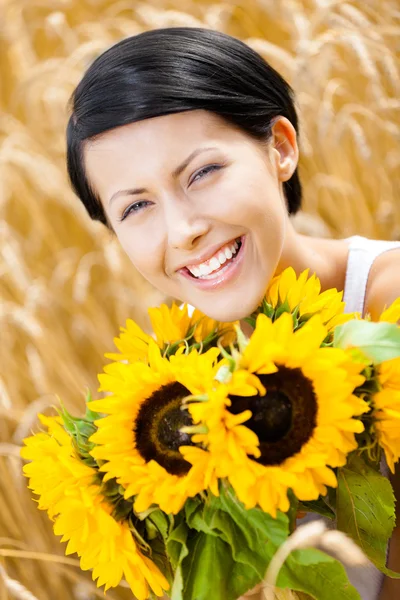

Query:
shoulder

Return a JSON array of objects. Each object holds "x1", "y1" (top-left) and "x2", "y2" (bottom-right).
[{"x1": 364, "y1": 248, "x2": 400, "y2": 320}]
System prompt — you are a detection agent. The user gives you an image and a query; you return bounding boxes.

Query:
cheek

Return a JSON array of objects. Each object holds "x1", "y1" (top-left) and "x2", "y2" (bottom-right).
[
  {"x1": 117, "y1": 228, "x2": 164, "y2": 279},
  {"x1": 218, "y1": 171, "x2": 284, "y2": 230}
]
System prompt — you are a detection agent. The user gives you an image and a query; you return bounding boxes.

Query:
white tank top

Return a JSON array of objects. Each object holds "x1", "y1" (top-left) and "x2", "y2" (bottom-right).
[{"x1": 343, "y1": 235, "x2": 400, "y2": 316}]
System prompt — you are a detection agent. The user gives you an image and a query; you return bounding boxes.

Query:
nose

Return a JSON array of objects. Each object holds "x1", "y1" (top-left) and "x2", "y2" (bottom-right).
[{"x1": 165, "y1": 201, "x2": 210, "y2": 250}]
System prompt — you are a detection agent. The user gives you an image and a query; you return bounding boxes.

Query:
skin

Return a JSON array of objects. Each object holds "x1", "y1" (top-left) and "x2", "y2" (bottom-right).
[
  {"x1": 85, "y1": 109, "x2": 354, "y2": 321},
  {"x1": 84, "y1": 109, "x2": 399, "y2": 595}
]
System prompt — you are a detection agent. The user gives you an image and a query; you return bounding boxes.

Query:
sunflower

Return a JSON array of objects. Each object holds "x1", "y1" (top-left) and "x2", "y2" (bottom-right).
[
  {"x1": 187, "y1": 313, "x2": 368, "y2": 517},
  {"x1": 105, "y1": 302, "x2": 236, "y2": 363},
  {"x1": 190, "y1": 307, "x2": 238, "y2": 346},
  {"x1": 105, "y1": 317, "x2": 152, "y2": 363},
  {"x1": 148, "y1": 302, "x2": 193, "y2": 347},
  {"x1": 379, "y1": 297, "x2": 400, "y2": 324},
  {"x1": 372, "y1": 357, "x2": 400, "y2": 472},
  {"x1": 264, "y1": 267, "x2": 357, "y2": 329},
  {"x1": 88, "y1": 341, "x2": 221, "y2": 514},
  {"x1": 365, "y1": 299, "x2": 400, "y2": 471},
  {"x1": 21, "y1": 415, "x2": 169, "y2": 600}
]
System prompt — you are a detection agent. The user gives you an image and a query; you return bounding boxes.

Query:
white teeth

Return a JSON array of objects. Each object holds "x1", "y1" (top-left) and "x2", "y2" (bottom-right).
[
  {"x1": 199, "y1": 263, "x2": 211, "y2": 276},
  {"x1": 190, "y1": 266, "x2": 201, "y2": 278},
  {"x1": 218, "y1": 251, "x2": 227, "y2": 264},
  {"x1": 225, "y1": 247, "x2": 233, "y2": 260},
  {"x1": 187, "y1": 238, "x2": 241, "y2": 278},
  {"x1": 209, "y1": 257, "x2": 220, "y2": 270}
]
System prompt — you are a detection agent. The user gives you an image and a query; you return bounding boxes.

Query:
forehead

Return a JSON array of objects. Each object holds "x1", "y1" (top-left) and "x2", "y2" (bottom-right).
[{"x1": 84, "y1": 110, "x2": 237, "y2": 170}]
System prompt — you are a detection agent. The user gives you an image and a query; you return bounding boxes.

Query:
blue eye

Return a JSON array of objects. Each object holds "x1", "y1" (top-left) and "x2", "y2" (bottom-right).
[
  {"x1": 190, "y1": 164, "x2": 222, "y2": 185},
  {"x1": 118, "y1": 200, "x2": 150, "y2": 222}
]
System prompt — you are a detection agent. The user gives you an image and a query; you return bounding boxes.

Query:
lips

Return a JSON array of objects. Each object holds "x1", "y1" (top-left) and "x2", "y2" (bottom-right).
[
  {"x1": 178, "y1": 235, "x2": 246, "y2": 291},
  {"x1": 185, "y1": 238, "x2": 241, "y2": 279}
]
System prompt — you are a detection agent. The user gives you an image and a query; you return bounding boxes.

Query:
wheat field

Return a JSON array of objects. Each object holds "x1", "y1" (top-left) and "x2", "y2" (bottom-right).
[{"x1": 1, "y1": 0, "x2": 399, "y2": 598}]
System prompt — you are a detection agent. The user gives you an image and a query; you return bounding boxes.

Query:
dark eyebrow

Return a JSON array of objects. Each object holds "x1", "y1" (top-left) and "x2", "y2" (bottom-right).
[{"x1": 108, "y1": 146, "x2": 218, "y2": 206}]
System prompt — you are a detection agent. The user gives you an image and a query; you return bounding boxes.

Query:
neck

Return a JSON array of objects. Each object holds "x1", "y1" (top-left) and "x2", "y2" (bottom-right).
[
  {"x1": 275, "y1": 226, "x2": 350, "y2": 293},
  {"x1": 239, "y1": 227, "x2": 350, "y2": 334}
]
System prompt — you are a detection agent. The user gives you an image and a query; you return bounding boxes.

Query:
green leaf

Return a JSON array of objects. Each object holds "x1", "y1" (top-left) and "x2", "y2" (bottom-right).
[
  {"x1": 275, "y1": 298, "x2": 291, "y2": 320},
  {"x1": 181, "y1": 487, "x2": 360, "y2": 600},
  {"x1": 183, "y1": 532, "x2": 236, "y2": 600},
  {"x1": 218, "y1": 488, "x2": 360, "y2": 600},
  {"x1": 297, "y1": 498, "x2": 335, "y2": 520},
  {"x1": 57, "y1": 403, "x2": 99, "y2": 467},
  {"x1": 218, "y1": 484, "x2": 289, "y2": 548},
  {"x1": 147, "y1": 509, "x2": 171, "y2": 542},
  {"x1": 183, "y1": 489, "x2": 289, "y2": 598},
  {"x1": 291, "y1": 306, "x2": 300, "y2": 330},
  {"x1": 167, "y1": 521, "x2": 190, "y2": 600},
  {"x1": 143, "y1": 513, "x2": 175, "y2": 595},
  {"x1": 84, "y1": 389, "x2": 103, "y2": 421},
  {"x1": 279, "y1": 548, "x2": 361, "y2": 600},
  {"x1": 147, "y1": 537, "x2": 174, "y2": 590},
  {"x1": 58, "y1": 403, "x2": 76, "y2": 434},
  {"x1": 334, "y1": 320, "x2": 400, "y2": 363},
  {"x1": 337, "y1": 454, "x2": 399, "y2": 577},
  {"x1": 261, "y1": 299, "x2": 275, "y2": 319},
  {"x1": 167, "y1": 521, "x2": 189, "y2": 571},
  {"x1": 185, "y1": 487, "x2": 289, "y2": 571}
]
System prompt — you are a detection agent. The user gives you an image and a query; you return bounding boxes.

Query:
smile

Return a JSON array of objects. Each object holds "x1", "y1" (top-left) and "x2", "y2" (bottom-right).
[
  {"x1": 185, "y1": 238, "x2": 242, "y2": 278},
  {"x1": 179, "y1": 236, "x2": 246, "y2": 290}
]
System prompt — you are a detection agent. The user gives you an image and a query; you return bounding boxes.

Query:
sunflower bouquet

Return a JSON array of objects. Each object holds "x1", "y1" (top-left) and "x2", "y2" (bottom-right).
[{"x1": 21, "y1": 268, "x2": 400, "y2": 600}]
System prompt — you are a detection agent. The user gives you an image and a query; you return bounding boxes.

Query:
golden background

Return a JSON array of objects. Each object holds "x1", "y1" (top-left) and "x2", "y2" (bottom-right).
[{"x1": 1, "y1": 0, "x2": 399, "y2": 598}]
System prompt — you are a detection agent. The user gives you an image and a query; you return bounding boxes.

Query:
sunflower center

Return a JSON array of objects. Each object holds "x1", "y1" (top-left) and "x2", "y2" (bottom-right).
[
  {"x1": 134, "y1": 381, "x2": 195, "y2": 476},
  {"x1": 228, "y1": 366, "x2": 317, "y2": 465}
]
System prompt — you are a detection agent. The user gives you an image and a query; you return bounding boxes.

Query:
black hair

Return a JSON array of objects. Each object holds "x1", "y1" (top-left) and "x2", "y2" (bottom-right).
[{"x1": 67, "y1": 27, "x2": 302, "y2": 227}]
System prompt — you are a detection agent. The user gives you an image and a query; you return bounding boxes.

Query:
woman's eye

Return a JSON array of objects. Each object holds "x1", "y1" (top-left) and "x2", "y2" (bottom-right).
[
  {"x1": 190, "y1": 164, "x2": 222, "y2": 185},
  {"x1": 117, "y1": 165, "x2": 222, "y2": 222},
  {"x1": 118, "y1": 200, "x2": 150, "y2": 222}
]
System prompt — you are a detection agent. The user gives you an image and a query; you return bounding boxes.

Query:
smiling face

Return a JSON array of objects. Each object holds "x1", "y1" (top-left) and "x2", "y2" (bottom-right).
[{"x1": 84, "y1": 110, "x2": 298, "y2": 321}]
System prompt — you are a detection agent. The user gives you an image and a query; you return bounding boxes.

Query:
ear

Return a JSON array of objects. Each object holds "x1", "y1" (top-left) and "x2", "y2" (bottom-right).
[{"x1": 269, "y1": 116, "x2": 299, "y2": 182}]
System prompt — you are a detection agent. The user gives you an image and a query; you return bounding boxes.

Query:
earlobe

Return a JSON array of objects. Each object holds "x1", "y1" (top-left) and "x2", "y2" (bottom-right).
[{"x1": 271, "y1": 117, "x2": 299, "y2": 182}]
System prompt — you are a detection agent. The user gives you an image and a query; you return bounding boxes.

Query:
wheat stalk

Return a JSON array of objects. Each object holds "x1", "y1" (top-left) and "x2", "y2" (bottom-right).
[
  {"x1": 0, "y1": 564, "x2": 39, "y2": 600},
  {"x1": 1, "y1": 1, "x2": 399, "y2": 598}
]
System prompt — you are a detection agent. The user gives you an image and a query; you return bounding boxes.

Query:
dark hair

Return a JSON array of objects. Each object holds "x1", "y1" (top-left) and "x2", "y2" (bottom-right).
[{"x1": 67, "y1": 27, "x2": 302, "y2": 227}]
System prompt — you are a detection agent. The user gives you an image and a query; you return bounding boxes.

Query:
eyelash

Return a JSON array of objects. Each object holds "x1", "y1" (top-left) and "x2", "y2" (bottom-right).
[
  {"x1": 117, "y1": 200, "x2": 150, "y2": 222},
  {"x1": 118, "y1": 163, "x2": 222, "y2": 222},
  {"x1": 189, "y1": 163, "x2": 221, "y2": 185}
]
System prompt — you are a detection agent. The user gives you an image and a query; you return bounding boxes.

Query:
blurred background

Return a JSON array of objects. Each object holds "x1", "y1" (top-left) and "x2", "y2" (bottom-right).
[{"x1": 1, "y1": 0, "x2": 399, "y2": 598}]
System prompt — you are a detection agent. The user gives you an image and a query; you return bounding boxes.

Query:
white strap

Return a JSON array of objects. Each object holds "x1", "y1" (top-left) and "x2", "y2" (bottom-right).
[{"x1": 343, "y1": 236, "x2": 400, "y2": 314}]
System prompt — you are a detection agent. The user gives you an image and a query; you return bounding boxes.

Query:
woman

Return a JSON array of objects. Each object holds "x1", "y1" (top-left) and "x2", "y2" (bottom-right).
[{"x1": 66, "y1": 27, "x2": 399, "y2": 600}]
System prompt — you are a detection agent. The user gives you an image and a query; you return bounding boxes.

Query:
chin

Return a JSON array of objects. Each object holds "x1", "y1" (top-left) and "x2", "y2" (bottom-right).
[{"x1": 199, "y1": 295, "x2": 263, "y2": 323}]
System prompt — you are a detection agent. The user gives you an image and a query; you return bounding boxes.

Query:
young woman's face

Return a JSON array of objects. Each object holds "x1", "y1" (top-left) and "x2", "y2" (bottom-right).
[{"x1": 84, "y1": 110, "x2": 296, "y2": 321}]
